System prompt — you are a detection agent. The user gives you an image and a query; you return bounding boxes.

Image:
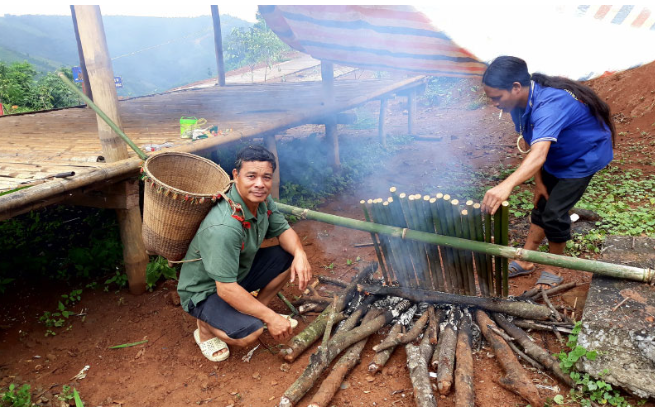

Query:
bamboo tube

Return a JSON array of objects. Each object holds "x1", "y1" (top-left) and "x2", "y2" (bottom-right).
[
  {"x1": 276, "y1": 203, "x2": 655, "y2": 284},
  {"x1": 446, "y1": 199, "x2": 470, "y2": 295},
  {"x1": 459, "y1": 209, "x2": 478, "y2": 296},
  {"x1": 493, "y1": 207, "x2": 503, "y2": 296},
  {"x1": 436, "y1": 194, "x2": 462, "y2": 293},
  {"x1": 398, "y1": 193, "x2": 422, "y2": 288},
  {"x1": 408, "y1": 195, "x2": 435, "y2": 290},
  {"x1": 360, "y1": 200, "x2": 389, "y2": 283},
  {"x1": 501, "y1": 201, "x2": 510, "y2": 297},
  {"x1": 430, "y1": 197, "x2": 453, "y2": 292},
  {"x1": 387, "y1": 188, "x2": 417, "y2": 286},
  {"x1": 380, "y1": 201, "x2": 402, "y2": 285},
  {"x1": 471, "y1": 203, "x2": 490, "y2": 296},
  {"x1": 422, "y1": 195, "x2": 445, "y2": 291},
  {"x1": 483, "y1": 210, "x2": 495, "y2": 296},
  {"x1": 368, "y1": 200, "x2": 398, "y2": 283}
]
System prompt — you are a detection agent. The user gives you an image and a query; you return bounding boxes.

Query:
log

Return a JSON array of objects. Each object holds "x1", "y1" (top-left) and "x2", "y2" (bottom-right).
[
  {"x1": 278, "y1": 300, "x2": 412, "y2": 407},
  {"x1": 493, "y1": 313, "x2": 575, "y2": 387},
  {"x1": 406, "y1": 343, "x2": 437, "y2": 407},
  {"x1": 512, "y1": 320, "x2": 573, "y2": 334},
  {"x1": 372, "y1": 303, "x2": 430, "y2": 352},
  {"x1": 455, "y1": 309, "x2": 475, "y2": 407},
  {"x1": 369, "y1": 322, "x2": 403, "y2": 374},
  {"x1": 418, "y1": 306, "x2": 437, "y2": 363},
  {"x1": 475, "y1": 310, "x2": 545, "y2": 407},
  {"x1": 283, "y1": 263, "x2": 378, "y2": 362},
  {"x1": 426, "y1": 305, "x2": 440, "y2": 345},
  {"x1": 436, "y1": 307, "x2": 460, "y2": 395},
  {"x1": 317, "y1": 275, "x2": 348, "y2": 288},
  {"x1": 307, "y1": 310, "x2": 379, "y2": 407},
  {"x1": 519, "y1": 281, "x2": 577, "y2": 300},
  {"x1": 292, "y1": 296, "x2": 332, "y2": 307},
  {"x1": 358, "y1": 284, "x2": 552, "y2": 320},
  {"x1": 298, "y1": 303, "x2": 324, "y2": 315}
]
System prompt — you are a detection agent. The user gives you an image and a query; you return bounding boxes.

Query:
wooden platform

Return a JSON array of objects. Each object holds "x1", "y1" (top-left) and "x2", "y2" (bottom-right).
[{"x1": 0, "y1": 77, "x2": 425, "y2": 220}]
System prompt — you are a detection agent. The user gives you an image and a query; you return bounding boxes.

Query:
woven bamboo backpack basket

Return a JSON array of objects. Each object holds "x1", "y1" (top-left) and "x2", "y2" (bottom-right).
[{"x1": 141, "y1": 152, "x2": 230, "y2": 261}]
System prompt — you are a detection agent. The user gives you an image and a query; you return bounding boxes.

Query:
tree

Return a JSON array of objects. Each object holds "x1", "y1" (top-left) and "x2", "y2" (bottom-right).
[
  {"x1": 0, "y1": 61, "x2": 81, "y2": 113},
  {"x1": 224, "y1": 13, "x2": 289, "y2": 82}
]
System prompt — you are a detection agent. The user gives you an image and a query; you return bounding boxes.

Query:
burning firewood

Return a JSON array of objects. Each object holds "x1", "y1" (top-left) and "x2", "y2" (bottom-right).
[
  {"x1": 455, "y1": 309, "x2": 475, "y2": 407},
  {"x1": 282, "y1": 262, "x2": 378, "y2": 362},
  {"x1": 436, "y1": 306, "x2": 460, "y2": 394},
  {"x1": 358, "y1": 284, "x2": 553, "y2": 320},
  {"x1": 493, "y1": 313, "x2": 575, "y2": 387},
  {"x1": 306, "y1": 309, "x2": 380, "y2": 407},
  {"x1": 368, "y1": 322, "x2": 403, "y2": 374},
  {"x1": 278, "y1": 299, "x2": 412, "y2": 407},
  {"x1": 476, "y1": 310, "x2": 545, "y2": 407},
  {"x1": 373, "y1": 302, "x2": 430, "y2": 352},
  {"x1": 406, "y1": 342, "x2": 437, "y2": 407}
]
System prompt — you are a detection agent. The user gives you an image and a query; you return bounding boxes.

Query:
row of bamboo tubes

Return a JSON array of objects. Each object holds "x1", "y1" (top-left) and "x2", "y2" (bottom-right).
[{"x1": 361, "y1": 187, "x2": 509, "y2": 297}]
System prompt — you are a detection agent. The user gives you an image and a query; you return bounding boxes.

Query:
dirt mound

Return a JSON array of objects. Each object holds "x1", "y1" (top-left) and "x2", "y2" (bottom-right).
[{"x1": 587, "y1": 60, "x2": 655, "y2": 131}]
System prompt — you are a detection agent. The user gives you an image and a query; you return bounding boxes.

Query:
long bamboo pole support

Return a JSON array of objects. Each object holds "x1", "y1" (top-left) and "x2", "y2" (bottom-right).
[
  {"x1": 276, "y1": 203, "x2": 655, "y2": 284},
  {"x1": 58, "y1": 73, "x2": 148, "y2": 160},
  {"x1": 360, "y1": 200, "x2": 388, "y2": 283}
]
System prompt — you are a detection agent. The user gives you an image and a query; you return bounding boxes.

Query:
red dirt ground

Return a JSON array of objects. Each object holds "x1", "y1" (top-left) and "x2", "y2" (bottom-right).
[{"x1": 2, "y1": 62, "x2": 655, "y2": 407}]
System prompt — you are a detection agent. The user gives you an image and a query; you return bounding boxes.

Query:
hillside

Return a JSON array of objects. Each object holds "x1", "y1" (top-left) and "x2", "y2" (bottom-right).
[{"x1": 0, "y1": 14, "x2": 251, "y2": 96}]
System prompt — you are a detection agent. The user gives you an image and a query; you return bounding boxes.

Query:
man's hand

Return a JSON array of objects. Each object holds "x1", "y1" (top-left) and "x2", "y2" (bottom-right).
[
  {"x1": 482, "y1": 182, "x2": 513, "y2": 215},
  {"x1": 265, "y1": 313, "x2": 293, "y2": 342},
  {"x1": 289, "y1": 251, "x2": 312, "y2": 292}
]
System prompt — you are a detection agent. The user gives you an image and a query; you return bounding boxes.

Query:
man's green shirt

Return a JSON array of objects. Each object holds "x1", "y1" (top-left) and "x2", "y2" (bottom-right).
[{"x1": 177, "y1": 186, "x2": 290, "y2": 312}]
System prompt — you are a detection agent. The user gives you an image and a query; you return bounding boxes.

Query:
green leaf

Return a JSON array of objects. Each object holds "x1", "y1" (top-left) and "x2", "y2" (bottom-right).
[
  {"x1": 73, "y1": 388, "x2": 84, "y2": 407},
  {"x1": 586, "y1": 350, "x2": 597, "y2": 360},
  {"x1": 553, "y1": 394, "x2": 565, "y2": 404}
]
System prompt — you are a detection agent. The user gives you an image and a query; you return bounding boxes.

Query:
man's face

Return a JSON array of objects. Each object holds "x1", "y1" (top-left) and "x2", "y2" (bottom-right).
[
  {"x1": 232, "y1": 161, "x2": 274, "y2": 207},
  {"x1": 483, "y1": 82, "x2": 523, "y2": 113}
]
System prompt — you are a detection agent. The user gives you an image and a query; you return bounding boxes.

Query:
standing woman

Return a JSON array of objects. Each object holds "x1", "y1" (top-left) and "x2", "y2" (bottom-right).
[{"x1": 481, "y1": 56, "x2": 615, "y2": 288}]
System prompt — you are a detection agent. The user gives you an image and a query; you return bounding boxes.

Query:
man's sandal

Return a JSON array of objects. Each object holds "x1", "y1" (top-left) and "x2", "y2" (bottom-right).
[
  {"x1": 193, "y1": 329, "x2": 229, "y2": 362},
  {"x1": 535, "y1": 271, "x2": 563, "y2": 288},
  {"x1": 264, "y1": 314, "x2": 298, "y2": 330},
  {"x1": 508, "y1": 261, "x2": 536, "y2": 278}
]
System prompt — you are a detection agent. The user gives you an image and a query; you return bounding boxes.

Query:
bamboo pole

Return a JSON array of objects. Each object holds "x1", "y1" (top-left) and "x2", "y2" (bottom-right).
[
  {"x1": 449, "y1": 199, "x2": 471, "y2": 294},
  {"x1": 408, "y1": 195, "x2": 435, "y2": 289},
  {"x1": 484, "y1": 210, "x2": 494, "y2": 295},
  {"x1": 360, "y1": 200, "x2": 388, "y2": 283},
  {"x1": 387, "y1": 189, "x2": 416, "y2": 287},
  {"x1": 436, "y1": 194, "x2": 462, "y2": 293},
  {"x1": 368, "y1": 200, "x2": 397, "y2": 283},
  {"x1": 432, "y1": 195, "x2": 455, "y2": 293},
  {"x1": 57, "y1": 73, "x2": 148, "y2": 160},
  {"x1": 380, "y1": 201, "x2": 402, "y2": 284},
  {"x1": 501, "y1": 201, "x2": 510, "y2": 297},
  {"x1": 422, "y1": 195, "x2": 445, "y2": 291},
  {"x1": 493, "y1": 207, "x2": 503, "y2": 296},
  {"x1": 276, "y1": 203, "x2": 655, "y2": 284},
  {"x1": 460, "y1": 209, "x2": 478, "y2": 296},
  {"x1": 399, "y1": 193, "x2": 422, "y2": 288},
  {"x1": 471, "y1": 203, "x2": 490, "y2": 296}
]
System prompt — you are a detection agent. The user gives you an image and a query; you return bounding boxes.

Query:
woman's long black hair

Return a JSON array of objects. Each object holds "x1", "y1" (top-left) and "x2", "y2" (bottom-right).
[{"x1": 483, "y1": 56, "x2": 615, "y2": 146}]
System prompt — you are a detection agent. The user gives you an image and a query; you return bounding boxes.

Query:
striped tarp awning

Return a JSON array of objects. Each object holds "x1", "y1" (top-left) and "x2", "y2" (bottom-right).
[{"x1": 259, "y1": 5, "x2": 487, "y2": 78}]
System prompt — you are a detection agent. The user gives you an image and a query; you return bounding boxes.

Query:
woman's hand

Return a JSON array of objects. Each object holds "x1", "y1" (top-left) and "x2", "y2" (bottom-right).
[{"x1": 482, "y1": 181, "x2": 513, "y2": 215}]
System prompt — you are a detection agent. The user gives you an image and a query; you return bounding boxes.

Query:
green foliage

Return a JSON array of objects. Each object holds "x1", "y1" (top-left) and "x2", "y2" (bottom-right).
[
  {"x1": 0, "y1": 61, "x2": 81, "y2": 112},
  {"x1": 423, "y1": 77, "x2": 483, "y2": 107},
  {"x1": 145, "y1": 256, "x2": 178, "y2": 290},
  {"x1": 57, "y1": 385, "x2": 74, "y2": 404},
  {"x1": 0, "y1": 383, "x2": 34, "y2": 407},
  {"x1": 105, "y1": 271, "x2": 128, "y2": 290},
  {"x1": 0, "y1": 206, "x2": 124, "y2": 290},
  {"x1": 224, "y1": 13, "x2": 289, "y2": 79},
  {"x1": 551, "y1": 322, "x2": 645, "y2": 407},
  {"x1": 61, "y1": 289, "x2": 83, "y2": 306}
]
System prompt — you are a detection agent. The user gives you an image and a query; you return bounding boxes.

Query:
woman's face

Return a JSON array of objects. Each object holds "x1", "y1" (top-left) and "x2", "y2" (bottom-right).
[{"x1": 483, "y1": 82, "x2": 524, "y2": 112}]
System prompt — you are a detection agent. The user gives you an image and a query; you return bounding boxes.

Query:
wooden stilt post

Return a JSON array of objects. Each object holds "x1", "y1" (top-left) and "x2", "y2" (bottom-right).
[
  {"x1": 210, "y1": 5, "x2": 226, "y2": 87},
  {"x1": 264, "y1": 132, "x2": 281, "y2": 199},
  {"x1": 70, "y1": 5, "x2": 93, "y2": 101},
  {"x1": 408, "y1": 89, "x2": 416, "y2": 135},
  {"x1": 378, "y1": 98, "x2": 388, "y2": 147},
  {"x1": 321, "y1": 61, "x2": 340, "y2": 172},
  {"x1": 74, "y1": 5, "x2": 148, "y2": 295}
]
